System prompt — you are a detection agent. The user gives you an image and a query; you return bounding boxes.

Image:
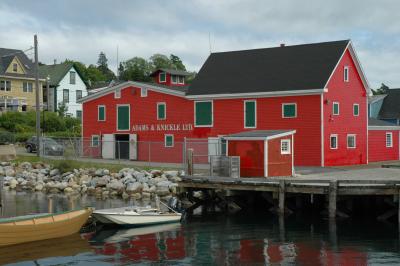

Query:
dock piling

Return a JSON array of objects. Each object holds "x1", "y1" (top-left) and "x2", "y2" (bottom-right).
[
  {"x1": 329, "y1": 181, "x2": 338, "y2": 219},
  {"x1": 279, "y1": 180, "x2": 286, "y2": 215}
]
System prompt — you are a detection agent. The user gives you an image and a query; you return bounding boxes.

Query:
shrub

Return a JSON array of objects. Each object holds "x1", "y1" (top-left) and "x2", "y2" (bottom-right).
[
  {"x1": 0, "y1": 131, "x2": 15, "y2": 144},
  {"x1": 53, "y1": 159, "x2": 75, "y2": 173}
]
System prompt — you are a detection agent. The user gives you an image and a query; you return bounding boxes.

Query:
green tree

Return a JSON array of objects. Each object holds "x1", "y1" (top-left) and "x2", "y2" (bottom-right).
[
  {"x1": 86, "y1": 64, "x2": 107, "y2": 84},
  {"x1": 149, "y1": 54, "x2": 172, "y2": 69},
  {"x1": 97, "y1": 52, "x2": 108, "y2": 70},
  {"x1": 120, "y1": 57, "x2": 152, "y2": 82},
  {"x1": 57, "y1": 102, "x2": 68, "y2": 117},
  {"x1": 170, "y1": 54, "x2": 186, "y2": 70},
  {"x1": 373, "y1": 83, "x2": 389, "y2": 95}
]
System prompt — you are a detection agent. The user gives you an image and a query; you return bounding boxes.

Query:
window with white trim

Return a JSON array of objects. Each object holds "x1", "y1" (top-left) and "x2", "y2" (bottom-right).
[
  {"x1": 141, "y1": 88, "x2": 147, "y2": 97},
  {"x1": 13, "y1": 63, "x2": 17, "y2": 72},
  {"x1": 195, "y1": 101, "x2": 213, "y2": 127},
  {"x1": 165, "y1": 134, "x2": 174, "y2": 147},
  {"x1": 347, "y1": 134, "x2": 356, "y2": 149},
  {"x1": 330, "y1": 134, "x2": 338, "y2": 149},
  {"x1": 344, "y1": 66, "x2": 349, "y2": 82},
  {"x1": 282, "y1": 103, "x2": 297, "y2": 118},
  {"x1": 115, "y1": 89, "x2": 121, "y2": 98},
  {"x1": 91, "y1": 135, "x2": 100, "y2": 147},
  {"x1": 171, "y1": 75, "x2": 177, "y2": 84},
  {"x1": 386, "y1": 132, "x2": 393, "y2": 148},
  {"x1": 281, "y1": 139, "x2": 291, "y2": 154},
  {"x1": 178, "y1": 76, "x2": 184, "y2": 84},
  {"x1": 159, "y1": 72, "x2": 166, "y2": 82},
  {"x1": 333, "y1": 102, "x2": 339, "y2": 115},
  {"x1": 244, "y1": 100, "x2": 256, "y2": 128},
  {"x1": 70, "y1": 71, "x2": 76, "y2": 84},
  {"x1": 23, "y1": 82, "x2": 33, "y2": 93},
  {"x1": 98, "y1": 105, "x2": 106, "y2": 121},
  {"x1": 157, "y1": 102, "x2": 166, "y2": 120},
  {"x1": 353, "y1": 104, "x2": 359, "y2": 116}
]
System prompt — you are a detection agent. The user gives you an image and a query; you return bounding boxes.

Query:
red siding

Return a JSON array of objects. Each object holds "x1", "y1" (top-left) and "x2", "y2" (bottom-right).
[
  {"x1": 368, "y1": 130, "x2": 399, "y2": 162},
  {"x1": 268, "y1": 136, "x2": 293, "y2": 177},
  {"x1": 227, "y1": 140, "x2": 265, "y2": 177},
  {"x1": 324, "y1": 49, "x2": 368, "y2": 166}
]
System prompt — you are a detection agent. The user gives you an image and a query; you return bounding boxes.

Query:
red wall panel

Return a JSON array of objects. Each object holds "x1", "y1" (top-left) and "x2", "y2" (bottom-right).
[
  {"x1": 268, "y1": 136, "x2": 293, "y2": 177},
  {"x1": 227, "y1": 140, "x2": 265, "y2": 177},
  {"x1": 368, "y1": 130, "x2": 399, "y2": 162},
  {"x1": 324, "y1": 49, "x2": 368, "y2": 166}
]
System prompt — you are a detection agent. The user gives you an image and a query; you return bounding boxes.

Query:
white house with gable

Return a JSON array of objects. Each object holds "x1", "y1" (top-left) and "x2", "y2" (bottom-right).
[{"x1": 39, "y1": 62, "x2": 88, "y2": 118}]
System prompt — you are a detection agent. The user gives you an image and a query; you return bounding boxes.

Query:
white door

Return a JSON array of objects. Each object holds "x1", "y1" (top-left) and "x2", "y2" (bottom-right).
[
  {"x1": 208, "y1": 137, "x2": 219, "y2": 162},
  {"x1": 129, "y1": 134, "x2": 137, "y2": 160},
  {"x1": 102, "y1": 134, "x2": 115, "y2": 159}
]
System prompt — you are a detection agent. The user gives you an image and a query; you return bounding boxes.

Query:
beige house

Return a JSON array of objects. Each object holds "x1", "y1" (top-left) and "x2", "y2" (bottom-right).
[{"x1": 0, "y1": 48, "x2": 45, "y2": 112}]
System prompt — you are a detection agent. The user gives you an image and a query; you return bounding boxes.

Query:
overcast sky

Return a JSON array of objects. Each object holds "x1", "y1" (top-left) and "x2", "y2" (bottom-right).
[{"x1": 1, "y1": 0, "x2": 399, "y2": 89}]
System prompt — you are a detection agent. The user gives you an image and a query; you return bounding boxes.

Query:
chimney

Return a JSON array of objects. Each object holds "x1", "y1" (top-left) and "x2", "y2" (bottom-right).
[
  {"x1": 280, "y1": 43, "x2": 285, "y2": 47},
  {"x1": 53, "y1": 59, "x2": 57, "y2": 65}
]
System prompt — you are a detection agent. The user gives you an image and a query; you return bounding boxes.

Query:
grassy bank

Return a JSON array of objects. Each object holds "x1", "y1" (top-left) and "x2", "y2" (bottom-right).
[{"x1": 12, "y1": 155, "x2": 179, "y2": 172}]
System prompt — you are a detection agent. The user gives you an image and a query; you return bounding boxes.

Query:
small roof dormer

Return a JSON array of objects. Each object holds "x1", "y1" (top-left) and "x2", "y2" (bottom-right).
[{"x1": 150, "y1": 68, "x2": 190, "y2": 86}]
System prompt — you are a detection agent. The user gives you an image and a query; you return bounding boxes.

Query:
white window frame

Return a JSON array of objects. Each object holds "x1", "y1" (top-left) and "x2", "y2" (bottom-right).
[
  {"x1": 330, "y1": 134, "x2": 338, "y2": 149},
  {"x1": 91, "y1": 135, "x2": 100, "y2": 147},
  {"x1": 244, "y1": 100, "x2": 257, "y2": 129},
  {"x1": 70, "y1": 71, "x2": 76, "y2": 84},
  {"x1": 282, "y1": 103, "x2": 297, "y2": 118},
  {"x1": 165, "y1": 134, "x2": 174, "y2": 148},
  {"x1": 157, "y1": 102, "x2": 166, "y2": 120},
  {"x1": 159, "y1": 72, "x2": 166, "y2": 83},
  {"x1": 333, "y1": 102, "x2": 340, "y2": 115},
  {"x1": 13, "y1": 63, "x2": 18, "y2": 72},
  {"x1": 115, "y1": 88, "x2": 121, "y2": 99},
  {"x1": 141, "y1": 87, "x2": 148, "y2": 97},
  {"x1": 281, "y1": 139, "x2": 291, "y2": 155},
  {"x1": 178, "y1": 76, "x2": 184, "y2": 84},
  {"x1": 116, "y1": 104, "x2": 130, "y2": 131},
  {"x1": 344, "y1": 66, "x2": 349, "y2": 82},
  {"x1": 171, "y1": 75, "x2": 177, "y2": 84},
  {"x1": 347, "y1": 134, "x2": 356, "y2": 149},
  {"x1": 194, "y1": 100, "x2": 214, "y2": 127},
  {"x1": 386, "y1": 132, "x2": 393, "y2": 148},
  {"x1": 353, "y1": 103, "x2": 359, "y2": 116},
  {"x1": 98, "y1": 105, "x2": 106, "y2": 121}
]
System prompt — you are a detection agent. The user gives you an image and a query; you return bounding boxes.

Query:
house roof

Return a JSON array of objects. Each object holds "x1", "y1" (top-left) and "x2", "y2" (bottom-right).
[
  {"x1": 224, "y1": 130, "x2": 296, "y2": 140},
  {"x1": 0, "y1": 48, "x2": 37, "y2": 79},
  {"x1": 378, "y1": 88, "x2": 400, "y2": 119},
  {"x1": 150, "y1": 68, "x2": 191, "y2": 76},
  {"x1": 38, "y1": 62, "x2": 75, "y2": 86},
  {"x1": 140, "y1": 81, "x2": 189, "y2": 93},
  {"x1": 368, "y1": 94, "x2": 387, "y2": 104},
  {"x1": 187, "y1": 40, "x2": 351, "y2": 96},
  {"x1": 368, "y1": 118, "x2": 400, "y2": 130}
]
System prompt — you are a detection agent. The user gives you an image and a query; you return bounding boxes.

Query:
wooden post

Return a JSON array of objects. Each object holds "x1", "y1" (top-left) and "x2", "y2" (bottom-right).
[
  {"x1": 329, "y1": 180, "x2": 338, "y2": 219},
  {"x1": 48, "y1": 197, "x2": 53, "y2": 214},
  {"x1": 398, "y1": 189, "x2": 400, "y2": 226},
  {"x1": 279, "y1": 180, "x2": 285, "y2": 215},
  {"x1": 187, "y1": 148, "x2": 194, "y2": 176},
  {"x1": 0, "y1": 176, "x2": 3, "y2": 216}
]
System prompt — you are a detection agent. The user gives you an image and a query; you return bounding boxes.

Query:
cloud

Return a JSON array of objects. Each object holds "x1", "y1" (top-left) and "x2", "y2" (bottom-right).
[{"x1": 0, "y1": 0, "x2": 399, "y2": 88}]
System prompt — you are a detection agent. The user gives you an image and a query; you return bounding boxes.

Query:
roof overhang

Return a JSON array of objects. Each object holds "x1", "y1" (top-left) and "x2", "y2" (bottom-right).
[
  {"x1": 0, "y1": 75, "x2": 46, "y2": 82},
  {"x1": 224, "y1": 130, "x2": 296, "y2": 141},
  {"x1": 77, "y1": 81, "x2": 186, "y2": 103},
  {"x1": 368, "y1": 126, "x2": 400, "y2": 131},
  {"x1": 186, "y1": 89, "x2": 326, "y2": 100}
]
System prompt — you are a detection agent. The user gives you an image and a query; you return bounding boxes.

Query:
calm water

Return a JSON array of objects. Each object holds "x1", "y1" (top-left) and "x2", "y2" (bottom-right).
[{"x1": 1, "y1": 191, "x2": 400, "y2": 265}]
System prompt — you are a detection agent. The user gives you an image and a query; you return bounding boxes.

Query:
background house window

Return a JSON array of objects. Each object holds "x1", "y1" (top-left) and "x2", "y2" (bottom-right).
[
  {"x1": 282, "y1": 103, "x2": 296, "y2": 118},
  {"x1": 347, "y1": 134, "x2": 356, "y2": 148},
  {"x1": 333, "y1": 102, "x2": 340, "y2": 115},
  {"x1": 13, "y1": 63, "x2": 17, "y2": 72},
  {"x1": 76, "y1": 110, "x2": 82, "y2": 120},
  {"x1": 281, "y1": 139, "x2": 291, "y2": 154},
  {"x1": 91, "y1": 135, "x2": 100, "y2": 147},
  {"x1": 195, "y1": 101, "x2": 213, "y2": 126},
  {"x1": 386, "y1": 132, "x2": 393, "y2": 147},
  {"x1": 141, "y1": 88, "x2": 148, "y2": 97},
  {"x1": 165, "y1": 134, "x2": 174, "y2": 147},
  {"x1": 63, "y1": 89, "x2": 69, "y2": 103},
  {"x1": 76, "y1": 90, "x2": 82, "y2": 100},
  {"x1": 23, "y1": 82, "x2": 33, "y2": 93},
  {"x1": 1, "y1": 80, "x2": 11, "y2": 91},
  {"x1": 117, "y1": 105, "x2": 130, "y2": 131},
  {"x1": 344, "y1": 66, "x2": 349, "y2": 82},
  {"x1": 157, "y1": 102, "x2": 166, "y2": 120},
  {"x1": 353, "y1": 104, "x2": 359, "y2": 116},
  {"x1": 115, "y1": 89, "x2": 121, "y2": 98},
  {"x1": 70, "y1": 71, "x2": 76, "y2": 84},
  {"x1": 244, "y1": 100, "x2": 256, "y2": 128},
  {"x1": 5, "y1": 81, "x2": 11, "y2": 91},
  {"x1": 159, "y1": 72, "x2": 166, "y2": 82},
  {"x1": 330, "y1": 134, "x2": 338, "y2": 149},
  {"x1": 98, "y1": 105, "x2": 105, "y2": 121},
  {"x1": 171, "y1": 75, "x2": 177, "y2": 84},
  {"x1": 178, "y1": 76, "x2": 184, "y2": 84}
]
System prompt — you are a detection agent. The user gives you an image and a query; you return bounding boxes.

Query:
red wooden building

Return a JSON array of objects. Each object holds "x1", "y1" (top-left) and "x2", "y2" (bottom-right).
[{"x1": 78, "y1": 40, "x2": 400, "y2": 170}]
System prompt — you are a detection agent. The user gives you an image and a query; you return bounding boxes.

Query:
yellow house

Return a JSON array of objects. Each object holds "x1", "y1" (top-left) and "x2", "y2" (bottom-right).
[{"x1": 0, "y1": 48, "x2": 45, "y2": 112}]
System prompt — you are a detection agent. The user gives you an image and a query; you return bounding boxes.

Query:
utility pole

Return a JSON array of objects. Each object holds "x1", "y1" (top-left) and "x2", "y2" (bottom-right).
[{"x1": 34, "y1": 35, "x2": 41, "y2": 157}]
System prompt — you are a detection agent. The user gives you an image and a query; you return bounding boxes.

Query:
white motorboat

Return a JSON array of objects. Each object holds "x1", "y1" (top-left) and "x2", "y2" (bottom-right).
[{"x1": 92, "y1": 205, "x2": 182, "y2": 226}]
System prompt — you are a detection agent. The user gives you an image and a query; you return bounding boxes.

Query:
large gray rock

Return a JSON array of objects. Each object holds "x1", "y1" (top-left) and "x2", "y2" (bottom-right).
[
  {"x1": 35, "y1": 183, "x2": 44, "y2": 191},
  {"x1": 5, "y1": 167, "x2": 15, "y2": 177},
  {"x1": 9, "y1": 179, "x2": 18, "y2": 189},
  {"x1": 95, "y1": 176, "x2": 109, "y2": 187},
  {"x1": 20, "y1": 162, "x2": 32, "y2": 170},
  {"x1": 126, "y1": 182, "x2": 143, "y2": 193},
  {"x1": 108, "y1": 179, "x2": 124, "y2": 190},
  {"x1": 164, "y1": 171, "x2": 178, "y2": 178},
  {"x1": 64, "y1": 187, "x2": 73, "y2": 193},
  {"x1": 50, "y1": 169, "x2": 60, "y2": 177}
]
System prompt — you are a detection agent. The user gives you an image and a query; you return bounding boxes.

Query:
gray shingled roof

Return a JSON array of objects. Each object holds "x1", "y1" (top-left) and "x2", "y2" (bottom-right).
[
  {"x1": 368, "y1": 118, "x2": 398, "y2": 127},
  {"x1": 150, "y1": 68, "x2": 191, "y2": 76},
  {"x1": 38, "y1": 63, "x2": 74, "y2": 86},
  {"x1": 378, "y1": 89, "x2": 400, "y2": 119},
  {"x1": 0, "y1": 48, "x2": 36, "y2": 78},
  {"x1": 368, "y1": 94, "x2": 387, "y2": 104},
  {"x1": 187, "y1": 40, "x2": 350, "y2": 96},
  {"x1": 225, "y1": 130, "x2": 295, "y2": 139}
]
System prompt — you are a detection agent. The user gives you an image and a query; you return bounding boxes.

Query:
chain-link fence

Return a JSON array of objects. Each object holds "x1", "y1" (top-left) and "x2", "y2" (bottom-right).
[{"x1": 37, "y1": 137, "x2": 226, "y2": 173}]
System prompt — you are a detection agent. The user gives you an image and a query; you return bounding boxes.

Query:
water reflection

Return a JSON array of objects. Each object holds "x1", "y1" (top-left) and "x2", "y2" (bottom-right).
[{"x1": 1, "y1": 191, "x2": 400, "y2": 265}]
